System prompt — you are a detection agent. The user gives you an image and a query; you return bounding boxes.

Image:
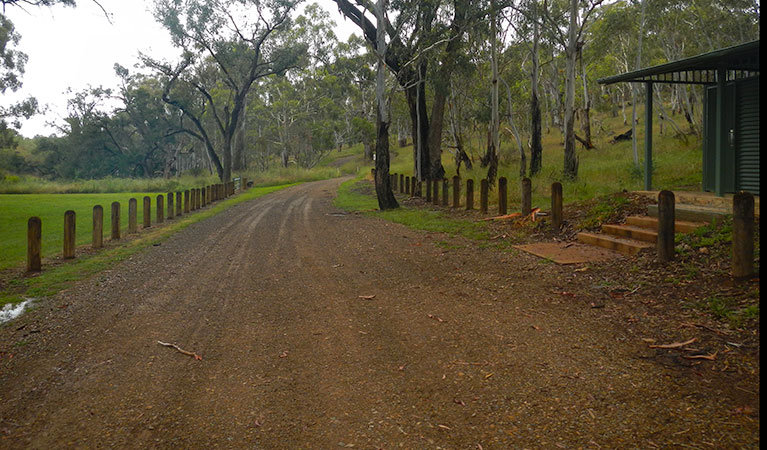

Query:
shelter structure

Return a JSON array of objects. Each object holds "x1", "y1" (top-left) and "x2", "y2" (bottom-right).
[{"x1": 598, "y1": 40, "x2": 759, "y2": 196}]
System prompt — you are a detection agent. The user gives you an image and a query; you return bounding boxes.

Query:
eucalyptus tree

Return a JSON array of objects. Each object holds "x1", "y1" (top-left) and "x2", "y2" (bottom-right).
[
  {"x1": 541, "y1": 0, "x2": 604, "y2": 179},
  {"x1": 333, "y1": 0, "x2": 478, "y2": 182},
  {"x1": 144, "y1": 0, "x2": 306, "y2": 182}
]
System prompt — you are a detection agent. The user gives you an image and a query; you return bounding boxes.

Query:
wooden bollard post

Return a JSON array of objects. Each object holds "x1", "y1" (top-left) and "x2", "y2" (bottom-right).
[
  {"x1": 405, "y1": 176, "x2": 410, "y2": 195},
  {"x1": 391, "y1": 174, "x2": 397, "y2": 192},
  {"x1": 242, "y1": 177, "x2": 248, "y2": 191},
  {"x1": 498, "y1": 177, "x2": 508, "y2": 215},
  {"x1": 143, "y1": 196, "x2": 151, "y2": 229},
  {"x1": 442, "y1": 179, "x2": 449, "y2": 206},
  {"x1": 27, "y1": 217, "x2": 42, "y2": 272},
  {"x1": 92, "y1": 205, "x2": 103, "y2": 248},
  {"x1": 732, "y1": 191, "x2": 754, "y2": 278},
  {"x1": 410, "y1": 177, "x2": 416, "y2": 196},
  {"x1": 111, "y1": 202, "x2": 121, "y2": 240},
  {"x1": 128, "y1": 198, "x2": 137, "y2": 233},
  {"x1": 63, "y1": 210, "x2": 76, "y2": 259},
  {"x1": 657, "y1": 190, "x2": 675, "y2": 262},
  {"x1": 417, "y1": 180, "x2": 423, "y2": 198},
  {"x1": 521, "y1": 177, "x2": 532, "y2": 216},
  {"x1": 184, "y1": 190, "x2": 190, "y2": 213},
  {"x1": 551, "y1": 182, "x2": 563, "y2": 231},
  {"x1": 167, "y1": 193, "x2": 174, "y2": 219},
  {"x1": 156, "y1": 194, "x2": 164, "y2": 223},
  {"x1": 176, "y1": 192, "x2": 182, "y2": 216},
  {"x1": 432, "y1": 179, "x2": 440, "y2": 205},
  {"x1": 480, "y1": 179, "x2": 488, "y2": 214},
  {"x1": 466, "y1": 179, "x2": 474, "y2": 210},
  {"x1": 201, "y1": 187, "x2": 206, "y2": 207},
  {"x1": 400, "y1": 174, "x2": 404, "y2": 193},
  {"x1": 197, "y1": 188, "x2": 202, "y2": 208},
  {"x1": 191, "y1": 189, "x2": 196, "y2": 211},
  {"x1": 453, "y1": 176, "x2": 460, "y2": 208},
  {"x1": 425, "y1": 179, "x2": 432, "y2": 202}
]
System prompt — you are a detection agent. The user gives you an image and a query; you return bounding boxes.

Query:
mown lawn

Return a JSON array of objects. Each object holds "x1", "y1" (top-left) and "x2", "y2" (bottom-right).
[{"x1": 1, "y1": 193, "x2": 160, "y2": 270}]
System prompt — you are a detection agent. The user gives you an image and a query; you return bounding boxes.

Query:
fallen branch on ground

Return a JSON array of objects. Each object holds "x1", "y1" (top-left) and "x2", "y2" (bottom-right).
[
  {"x1": 648, "y1": 338, "x2": 696, "y2": 349},
  {"x1": 157, "y1": 341, "x2": 202, "y2": 361},
  {"x1": 682, "y1": 352, "x2": 717, "y2": 361}
]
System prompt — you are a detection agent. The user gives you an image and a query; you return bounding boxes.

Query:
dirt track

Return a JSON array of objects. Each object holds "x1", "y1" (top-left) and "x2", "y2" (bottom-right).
[{"x1": 0, "y1": 179, "x2": 759, "y2": 448}]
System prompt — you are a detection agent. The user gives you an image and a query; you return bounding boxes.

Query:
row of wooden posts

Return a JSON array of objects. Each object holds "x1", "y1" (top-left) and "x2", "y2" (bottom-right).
[
  {"x1": 383, "y1": 172, "x2": 563, "y2": 229},
  {"x1": 26, "y1": 179, "x2": 245, "y2": 272},
  {"x1": 385, "y1": 171, "x2": 756, "y2": 278}
]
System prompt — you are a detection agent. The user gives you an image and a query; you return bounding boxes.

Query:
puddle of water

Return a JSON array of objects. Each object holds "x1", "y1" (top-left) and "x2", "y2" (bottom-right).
[{"x1": 0, "y1": 298, "x2": 35, "y2": 324}]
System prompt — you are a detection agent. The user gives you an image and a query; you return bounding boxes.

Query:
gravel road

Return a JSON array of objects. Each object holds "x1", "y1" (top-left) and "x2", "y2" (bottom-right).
[{"x1": 0, "y1": 179, "x2": 758, "y2": 448}]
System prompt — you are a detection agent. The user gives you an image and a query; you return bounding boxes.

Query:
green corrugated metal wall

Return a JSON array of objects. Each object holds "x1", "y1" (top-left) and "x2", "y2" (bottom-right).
[{"x1": 736, "y1": 77, "x2": 760, "y2": 195}]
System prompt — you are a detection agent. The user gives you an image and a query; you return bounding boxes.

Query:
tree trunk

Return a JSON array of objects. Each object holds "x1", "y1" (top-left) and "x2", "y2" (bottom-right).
[
  {"x1": 406, "y1": 76, "x2": 431, "y2": 182},
  {"x1": 563, "y1": 0, "x2": 579, "y2": 179},
  {"x1": 529, "y1": 12, "x2": 543, "y2": 176},
  {"x1": 579, "y1": 45, "x2": 594, "y2": 149}
]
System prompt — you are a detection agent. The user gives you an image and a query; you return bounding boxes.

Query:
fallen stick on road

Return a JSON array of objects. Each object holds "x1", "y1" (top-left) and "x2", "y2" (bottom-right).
[
  {"x1": 157, "y1": 341, "x2": 203, "y2": 361},
  {"x1": 648, "y1": 338, "x2": 697, "y2": 349}
]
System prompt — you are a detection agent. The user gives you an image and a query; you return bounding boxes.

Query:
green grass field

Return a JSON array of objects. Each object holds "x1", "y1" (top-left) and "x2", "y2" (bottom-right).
[{"x1": 0, "y1": 193, "x2": 162, "y2": 270}]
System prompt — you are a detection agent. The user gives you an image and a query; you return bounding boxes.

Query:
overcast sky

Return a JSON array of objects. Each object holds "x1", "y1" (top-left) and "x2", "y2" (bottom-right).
[{"x1": 2, "y1": 0, "x2": 357, "y2": 138}]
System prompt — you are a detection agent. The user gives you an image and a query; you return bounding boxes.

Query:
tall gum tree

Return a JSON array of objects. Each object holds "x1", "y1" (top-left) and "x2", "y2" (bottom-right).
[
  {"x1": 144, "y1": 0, "x2": 306, "y2": 182},
  {"x1": 332, "y1": 0, "x2": 474, "y2": 182}
]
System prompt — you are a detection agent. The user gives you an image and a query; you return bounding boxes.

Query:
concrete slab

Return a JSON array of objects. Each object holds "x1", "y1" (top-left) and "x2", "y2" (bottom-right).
[{"x1": 513, "y1": 242, "x2": 623, "y2": 265}]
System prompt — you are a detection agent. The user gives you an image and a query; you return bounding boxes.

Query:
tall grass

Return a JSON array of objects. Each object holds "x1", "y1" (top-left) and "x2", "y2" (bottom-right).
[{"x1": 0, "y1": 174, "x2": 220, "y2": 194}]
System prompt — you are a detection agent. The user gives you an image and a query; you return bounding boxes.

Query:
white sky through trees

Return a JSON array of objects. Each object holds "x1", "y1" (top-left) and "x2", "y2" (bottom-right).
[{"x1": 2, "y1": 0, "x2": 356, "y2": 138}]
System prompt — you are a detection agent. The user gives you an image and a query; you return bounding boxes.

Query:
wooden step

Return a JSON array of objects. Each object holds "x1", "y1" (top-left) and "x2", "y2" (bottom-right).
[
  {"x1": 602, "y1": 224, "x2": 657, "y2": 243},
  {"x1": 625, "y1": 216, "x2": 707, "y2": 233},
  {"x1": 647, "y1": 204, "x2": 729, "y2": 223},
  {"x1": 576, "y1": 232, "x2": 654, "y2": 256}
]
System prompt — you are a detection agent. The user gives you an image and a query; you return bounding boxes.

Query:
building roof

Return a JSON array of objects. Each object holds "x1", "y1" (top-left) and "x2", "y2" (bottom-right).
[{"x1": 598, "y1": 40, "x2": 759, "y2": 85}]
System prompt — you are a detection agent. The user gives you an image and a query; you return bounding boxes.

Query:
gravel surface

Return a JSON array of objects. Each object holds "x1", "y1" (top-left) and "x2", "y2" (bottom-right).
[{"x1": 0, "y1": 178, "x2": 759, "y2": 449}]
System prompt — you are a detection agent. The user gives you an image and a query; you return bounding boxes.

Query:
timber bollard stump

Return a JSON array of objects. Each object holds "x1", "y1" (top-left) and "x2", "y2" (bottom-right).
[
  {"x1": 442, "y1": 179, "x2": 449, "y2": 206},
  {"x1": 184, "y1": 190, "x2": 190, "y2": 213},
  {"x1": 521, "y1": 177, "x2": 532, "y2": 216},
  {"x1": 201, "y1": 187, "x2": 206, "y2": 208},
  {"x1": 657, "y1": 190, "x2": 675, "y2": 262},
  {"x1": 452, "y1": 176, "x2": 460, "y2": 208},
  {"x1": 143, "y1": 196, "x2": 152, "y2": 229},
  {"x1": 400, "y1": 174, "x2": 404, "y2": 193},
  {"x1": 156, "y1": 195, "x2": 164, "y2": 223},
  {"x1": 111, "y1": 202, "x2": 121, "y2": 240},
  {"x1": 92, "y1": 205, "x2": 103, "y2": 249},
  {"x1": 128, "y1": 198, "x2": 137, "y2": 233},
  {"x1": 27, "y1": 217, "x2": 42, "y2": 272},
  {"x1": 480, "y1": 179, "x2": 488, "y2": 214},
  {"x1": 63, "y1": 210, "x2": 76, "y2": 259},
  {"x1": 732, "y1": 191, "x2": 755, "y2": 279},
  {"x1": 176, "y1": 192, "x2": 183, "y2": 216},
  {"x1": 551, "y1": 182, "x2": 563, "y2": 231},
  {"x1": 425, "y1": 179, "x2": 432, "y2": 202},
  {"x1": 498, "y1": 177, "x2": 508, "y2": 215},
  {"x1": 432, "y1": 179, "x2": 440, "y2": 205},
  {"x1": 466, "y1": 179, "x2": 474, "y2": 210},
  {"x1": 405, "y1": 176, "x2": 410, "y2": 195},
  {"x1": 167, "y1": 193, "x2": 174, "y2": 219}
]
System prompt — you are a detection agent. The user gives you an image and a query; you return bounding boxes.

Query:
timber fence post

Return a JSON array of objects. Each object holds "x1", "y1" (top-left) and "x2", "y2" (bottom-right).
[
  {"x1": 551, "y1": 182, "x2": 563, "y2": 232},
  {"x1": 184, "y1": 190, "x2": 190, "y2": 213},
  {"x1": 480, "y1": 179, "x2": 488, "y2": 214},
  {"x1": 466, "y1": 179, "x2": 474, "y2": 210},
  {"x1": 111, "y1": 202, "x2": 121, "y2": 240},
  {"x1": 405, "y1": 176, "x2": 410, "y2": 195},
  {"x1": 167, "y1": 193, "x2": 174, "y2": 219},
  {"x1": 657, "y1": 190, "x2": 675, "y2": 262},
  {"x1": 432, "y1": 179, "x2": 440, "y2": 205},
  {"x1": 453, "y1": 176, "x2": 460, "y2": 208},
  {"x1": 156, "y1": 195, "x2": 164, "y2": 223},
  {"x1": 27, "y1": 217, "x2": 42, "y2": 272},
  {"x1": 732, "y1": 191, "x2": 754, "y2": 278},
  {"x1": 93, "y1": 205, "x2": 103, "y2": 248},
  {"x1": 498, "y1": 177, "x2": 508, "y2": 215},
  {"x1": 400, "y1": 174, "x2": 404, "y2": 193},
  {"x1": 128, "y1": 198, "x2": 137, "y2": 233},
  {"x1": 521, "y1": 177, "x2": 532, "y2": 216},
  {"x1": 63, "y1": 210, "x2": 75, "y2": 259},
  {"x1": 442, "y1": 179, "x2": 448, "y2": 206},
  {"x1": 143, "y1": 196, "x2": 151, "y2": 229},
  {"x1": 176, "y1": 192, "x2": 182, "y2": 216},
  {"x1": 425, "y1": 179, "x2": 432, "y2": 202}
]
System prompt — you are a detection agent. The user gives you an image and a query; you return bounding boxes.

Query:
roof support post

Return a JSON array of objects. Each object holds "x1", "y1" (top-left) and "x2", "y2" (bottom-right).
[
  {"x1": 714, "y1": 66, "x2": 726, "y2": 196},
  {"x1": 644, "y1": 81, "x2": 653, "y2": 191}
]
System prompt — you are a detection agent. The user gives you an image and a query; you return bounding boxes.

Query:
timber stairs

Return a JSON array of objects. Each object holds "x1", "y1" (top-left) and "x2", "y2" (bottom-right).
[{"x1": 576, "y1": 191, "x2": 760, "y2": 256}]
